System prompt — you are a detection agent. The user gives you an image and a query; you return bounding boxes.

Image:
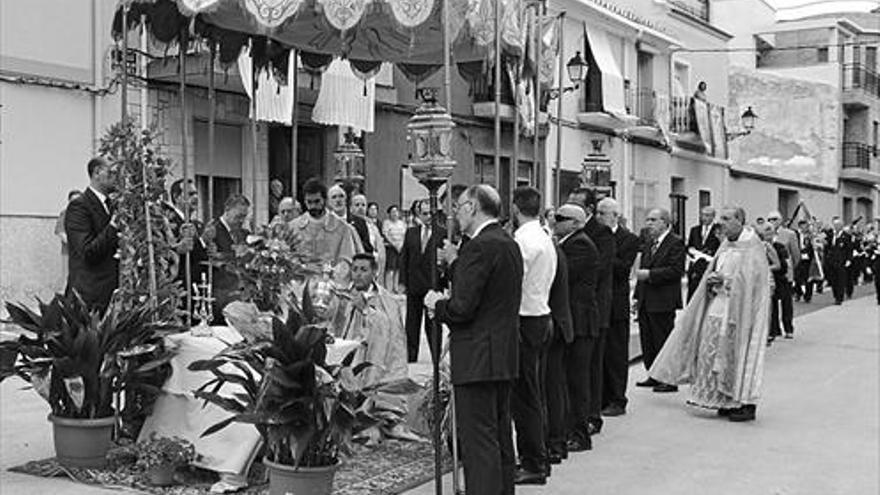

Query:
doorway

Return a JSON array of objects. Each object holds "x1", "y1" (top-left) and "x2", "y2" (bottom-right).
[{"x1": 268, "y1": 125, "x2": 325, "y2": 205}]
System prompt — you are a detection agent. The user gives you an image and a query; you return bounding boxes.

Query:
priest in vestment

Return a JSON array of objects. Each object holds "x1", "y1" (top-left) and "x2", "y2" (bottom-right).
[
  {"x1": 649, "y1": 206, "x2": 770, "y2": 422},
  {"x1": 288, "y1": 178, "x2": 361, "y2": 269},
  {"x1": 330, "y1": 253, "x2": 419, "y2": 441}
]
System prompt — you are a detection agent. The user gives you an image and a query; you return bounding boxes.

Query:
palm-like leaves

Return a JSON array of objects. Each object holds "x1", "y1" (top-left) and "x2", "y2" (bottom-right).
[
  {"x1": 1, "y1": 290, "x2": 181, "y2": 419},
  {"x1": 189, "y1": 309, "x2": 372, "y2": 468}
]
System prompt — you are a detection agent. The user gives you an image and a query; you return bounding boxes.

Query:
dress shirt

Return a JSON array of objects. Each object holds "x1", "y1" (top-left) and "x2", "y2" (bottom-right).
[
  {"x1": 514, "y1": 219, "x2": 557, "y2": 316},
  {"x1": 89, "y1": 186, "x2": 110, "y2": 215}
]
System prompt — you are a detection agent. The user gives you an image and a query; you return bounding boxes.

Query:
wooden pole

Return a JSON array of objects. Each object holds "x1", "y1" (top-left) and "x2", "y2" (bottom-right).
[
  {"x1": 494, "y1": 0, "x2": 502, "y2": 190},
  {"x1": 207, "y1": 40, "x2": 216, "y2": 289},
  {"x1": 121, "y1": 4, "x2": 128, "y2": 124},
  {"x1": 555, "y1": 13, "x2": 565, "y2": 206},
  {"x1": 511, "y1": 9, "x2": 520, "y2": 213},
  {"x1": 179, "y1": 29, "x2": 192, "y2": 325},
  {"x1": 533, "y1": 1, "x2": 543, "y2": 197},
  {"x1": 291, "y1": 50, "x2": 299, "y2": 202},
  {"x1": 251, "y1": 42, "x2": 259, "y2": 229},
  {"x1": 140, "y1": 14, "x2": 148, "y2": 130}
]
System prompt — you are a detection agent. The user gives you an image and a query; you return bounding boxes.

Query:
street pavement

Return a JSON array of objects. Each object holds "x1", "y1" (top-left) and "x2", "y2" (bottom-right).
[
  {"x1": 1, "y1": 290, "x2": 877, "y2": 495},
  {"x1": 407, "y1": 293, "x2": 880, "y2": 495}
]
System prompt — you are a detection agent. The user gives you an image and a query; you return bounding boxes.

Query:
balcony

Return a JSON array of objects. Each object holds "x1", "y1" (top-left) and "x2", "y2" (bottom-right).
[
  {"x1": 841, "y1": 141, "x2": 880, "y2": 185},
  {"x1": 668, "y1": 0, "x2": 710, "y2": 23},
  {"x1": 842, "y1": 64, "x2": 880, "y2": 108},
  {"x1": 470, "y1": 73, "x2": 517, "y2": 121}
]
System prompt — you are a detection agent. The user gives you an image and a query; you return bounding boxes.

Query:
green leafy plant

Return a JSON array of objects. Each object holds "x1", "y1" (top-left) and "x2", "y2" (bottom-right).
[
  {"x1": 134, "y1": 434, "x2": 196, "y2": 470},
  {"x1": 0, "y1": 290, "x2": 180, "y2": 422},
  {"x1": 188, "y1": 309, "x2": 369, "y2": 468}
]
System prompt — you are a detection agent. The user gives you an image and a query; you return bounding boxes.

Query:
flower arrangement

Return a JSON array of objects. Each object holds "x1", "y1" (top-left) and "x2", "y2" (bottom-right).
[{"x1": 134, "y1": 434, "x2": 196, "y2": 471}]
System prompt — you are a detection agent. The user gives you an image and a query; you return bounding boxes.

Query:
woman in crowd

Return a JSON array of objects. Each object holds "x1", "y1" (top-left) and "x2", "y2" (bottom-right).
[{"x1": 382, "y1": 204, "x2": 407, "y2": 292}]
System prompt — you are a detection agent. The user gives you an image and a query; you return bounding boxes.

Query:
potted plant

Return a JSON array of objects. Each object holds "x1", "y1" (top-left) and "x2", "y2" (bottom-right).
[
  {"x1": 188, "y1": 310, "x2": 368, "y2": 495},
  {"x1": 134, "y1": 433, "x2": 196, "y2": 486},
  {"x1": 0, "y1": 291, "x2": 178, "y2": 468}
]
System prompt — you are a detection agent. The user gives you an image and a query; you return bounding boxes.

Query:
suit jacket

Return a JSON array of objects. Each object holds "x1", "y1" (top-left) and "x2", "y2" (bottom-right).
[
  {"x1": 163, "y1": 202, "x2": 208, "y2": 288},
  {"x1": 206, "y1": 218, "x2": 247, "y2": 304},
  {"x1": 65, "y1": 188, "x2": 119, "y2": 311},
  {"x1": 611, "y1": 227, "x2": 640, "y2": 321},
  {"x1": 436, "y1": 223, "x2": 523, "y2": 385},
  {"x1": 635, "y1": 231, "x2": 686, "y2": 313},
  {"x1": 824, "y1": 230, "x2": 853, "y2": 267},
  {"x1": 583, "y1": 217, "x2": 615, "y2": 328},
  {"x1": 549, "y1": 245, "x2": 574, "y2": 343},
  {"x1": 687, "y1": 223, "x2": 721, "y2": 258},
  {"x1": 561, "y1": 230, "x2": 599, "y2": 338},
  {"x1": 796, "y1": 230, "x2": 814, "y2": 263},
  {"x1": 347, "y1": 214, "x2": 374, "y2": 253},
  {"x1": 399, "y1": 223, "x2": 447, "y2": 295},
  {"x1": 775, "y1": 226, "x2": 800, "y2": 281}
]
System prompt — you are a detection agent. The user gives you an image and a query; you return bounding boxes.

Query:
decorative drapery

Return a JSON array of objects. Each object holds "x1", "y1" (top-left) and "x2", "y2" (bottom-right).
[
  {"x1": 242, "y1": 0, "x2": 303, "y2": 27},
  {"x1": 311, "y1": 58, "x2": 376, "y2": 132},
  {"x1": 238, "y1": 47, "x2": 298, "y2": 124}
]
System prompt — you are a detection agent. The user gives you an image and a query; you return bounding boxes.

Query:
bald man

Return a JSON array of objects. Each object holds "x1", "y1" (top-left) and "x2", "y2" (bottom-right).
[
  {"x1": 686, "y1": 207, "x2": 721, "y2": 301},
  {"x1": 328, "y1": 184, "x2": 372, "y2": 253},
  {"x1": 634, "y1": 208, "x2": 686, "y2": 393}
]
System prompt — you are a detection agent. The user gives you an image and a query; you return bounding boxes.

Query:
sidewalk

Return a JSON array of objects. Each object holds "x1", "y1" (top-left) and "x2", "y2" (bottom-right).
[{"x1": 406, "y1": 294, "x2": 880, "y2": 495}]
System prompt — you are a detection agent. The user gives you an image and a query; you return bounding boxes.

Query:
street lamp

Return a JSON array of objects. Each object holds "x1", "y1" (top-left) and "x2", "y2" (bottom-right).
[
  {"x1": 726, "y1": 106, "x2": 758, "y2": 141},
  {"x1": 549, "y1": 51, "x2": 589, "y2": 100}
]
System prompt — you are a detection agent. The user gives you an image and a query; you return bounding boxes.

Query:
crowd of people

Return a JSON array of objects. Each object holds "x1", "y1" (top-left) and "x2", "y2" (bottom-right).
[{"x1": 59, "y1": 156, "x2": 880, "y2": 495}]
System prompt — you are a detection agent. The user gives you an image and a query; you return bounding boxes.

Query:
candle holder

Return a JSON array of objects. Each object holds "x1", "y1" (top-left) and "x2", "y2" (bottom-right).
[{"x1": 192, "y1": 273, "x2": 215, "y2": 334}]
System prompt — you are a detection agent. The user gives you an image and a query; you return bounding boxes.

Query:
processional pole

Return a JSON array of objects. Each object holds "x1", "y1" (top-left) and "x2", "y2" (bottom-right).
[
  {"x1": 511, "y1": 2, "x2": 521, "y2": 215},
  {"x1": 207, "y1": 40, "x2": 217, "y2": 290},
  {"x1": 121, "y1": 3, "x2": 128, "y2": 124},
  {"x1": 493, "y1": 0, "x2": 502, "y2": 191},
  {"x1": 291, "y1": 50, "x2": 299, "y2": 202},
  {"x1": 442, "y1": 0, "x2": 462, "y2": 492},
  {"x1": 533, "y1": 0, "x2": 543, "y2": 199},
  {"x1": 554, "y1": 12, "x2": 566, "y2": 206},
  {"x1": 250, "y1": 41, "x2": 259, "y2": 230},
  {"x1": 140, "y1": 14, "x2": 149, "y2": 131},
  {"x1": 180, "y1": 27, "x2": 193, "y2": 326}
]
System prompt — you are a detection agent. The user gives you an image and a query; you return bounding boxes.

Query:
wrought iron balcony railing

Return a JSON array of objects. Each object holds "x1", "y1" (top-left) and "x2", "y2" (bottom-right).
[
  {"x1": 842, "y1": 64, "x2": 880, "y2": 99},
  {"x1": 842, "y1": 142, "x2": 873, "y2": 170},
  {"x1": 668, "y1": 0, "x2": 710, "y2": 22}
]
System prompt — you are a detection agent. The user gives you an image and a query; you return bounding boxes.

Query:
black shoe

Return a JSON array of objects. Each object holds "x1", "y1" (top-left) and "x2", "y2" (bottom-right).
[
  {"x1": 566, "y1": 437, "x2": 592, "y2": 452},
  {"x1": 717, "y1": 407, "x2": 735, "y2": 417},
  {"x1": 784, "y1": 332, "x2": 793, "y2": 339},
  {"x1": 728, "y1": 404, "x2": 756, "y2": 422},
  {"x1": 601, "y1": 404, "x2": 626, "y2": 417},
  {"x1": 834, "y1": 300, "x2": 843, "y2": 305},
  {"x1": 587, "y1": 421, "x2": 602, "y2": 436},
  {"x1": 548, "y1": 452, "x2": 564, "y2": 465},
  {"x1": 514, "y1": 468, "x2": 547, "y2": 485},
  {"x1": 636, "y1": 377, "x2": 660, "y2": 387},
  {"x1": 652, "y1": 383, "x2": 678, "y2": 393}
]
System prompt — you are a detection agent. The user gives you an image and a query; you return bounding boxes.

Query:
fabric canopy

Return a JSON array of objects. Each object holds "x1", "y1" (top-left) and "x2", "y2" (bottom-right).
[
  {"x1": 118, "y1": 0, "x2": 526, "y2": 81},
  {"x1": 584, "y1": 25, "x2": 626, "y2": 116}
]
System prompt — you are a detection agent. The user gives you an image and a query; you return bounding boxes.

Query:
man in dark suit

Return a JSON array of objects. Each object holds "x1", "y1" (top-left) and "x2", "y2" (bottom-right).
[
  {"x1": 65, "y1": 157, "x2": 119, "y2": 314},
  {"x1": 165, "y1": 179, "x2": 208, "y2": 316},
  {"x1": 596, "y1": 198, "x2": 640, "y2": 417},
  {"x1": 686, "y1": 206, "x2": 721, "y2": 300},
  {"x1": 400, "y1": 200, "x2": 447, "y2": 363},
  {"x1": 634, "y1": 208, "x2": 686, "y2": 393},
  {"x1": 204, "y1": 194, "x2": 250, "y2": 323},
  {"x1": 824, "y1": 217, "x2": 852, "y2": 305},
  {"x1": 567, "y1": 187, "x2": 614, "y2": 434},
  {"x1": 328, "y1": 183, "x2": 373, "y2": 253},
  {"x1": 545, "y1": 243, "x2": 573, "y2": 464},
  {"x1": 794, "y1": 220, "x2": 815, "y2": 302},
  {"x1": 553, "y1": 204, "x2": 599, "y2": 452},
  {"x1": 424, "y1": 184, "x2": 522, "y2": 495}
]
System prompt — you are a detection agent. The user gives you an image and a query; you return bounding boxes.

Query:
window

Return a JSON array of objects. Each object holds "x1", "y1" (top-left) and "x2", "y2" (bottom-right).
[
  {"x1": 853, "y1": 45, "x2": 861, "y2": 66},
  {"x1": 632, "y1": 180, "x2": 658, "y2": 233},
  {"x1": 867, "y1": 47, "x2": 877, "y2": 71},
  {"x1": 699, "y1": 190, "x2": 711, "y2": 210},
  {"x1": 778, "y1": 188, "x2": 799, "y2": 221},
  {"x1": 517, "y1": 161, "x2": 534, "y2": 187},
  {"x1": 196, "y1": 176, "x2": 241, "y2": 221},
  {"x1": 817, "y1": 47, "x2": 829, "y2": 63},
  {"x1": 873, "y1": 121, "x2": 878, "y2": 156}
]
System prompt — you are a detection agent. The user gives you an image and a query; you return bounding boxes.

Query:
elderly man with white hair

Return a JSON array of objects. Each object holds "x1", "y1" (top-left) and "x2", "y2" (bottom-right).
[
  {"x1": 328, "y1": 183, "x2": 371, "y2": 253},
  {"x1": 595, "y1": 197, "x2": 640, "y2": 417}
]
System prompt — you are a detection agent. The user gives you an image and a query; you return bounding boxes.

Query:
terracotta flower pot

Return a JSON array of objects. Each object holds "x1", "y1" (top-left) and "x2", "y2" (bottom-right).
[
  {"x1": 147, "y1": 464, "x2": 176, "y2": 486},
  {"x1": 48, "y1": 414, "x2": 115, "y2": 468},
  {"x1": 263, "y1": 457, "x2": 338, "y2": 495}
]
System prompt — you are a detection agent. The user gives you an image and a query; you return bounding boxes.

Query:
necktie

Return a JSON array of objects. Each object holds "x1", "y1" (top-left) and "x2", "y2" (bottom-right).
[
  {"x1": 650, "y1": 240, "x2": 660, "y2": 257},
  {"x1": 421, "y1": 226, "x2": 430, "y2": 252},
  {"x1": 104, "y1": 198, "x2": 114, "y2": 216}
]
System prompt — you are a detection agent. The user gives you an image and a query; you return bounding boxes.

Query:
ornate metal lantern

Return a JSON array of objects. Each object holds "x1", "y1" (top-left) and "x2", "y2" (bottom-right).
[
  {"x1": 581, "y1": 139, "x2": 612, "y2": 190},
  {"x1": 406, "y1": 88, "x2": 457, "y2": 186},
  {"x1": 740, "y1": 106, "x2": 758, "y2": 132},
  {"x1": 566, "y1": 51, "x2": 589, "y2": 85},
  {"x1": 333, "y1": 128, "x2": 365, "y2": 189}
]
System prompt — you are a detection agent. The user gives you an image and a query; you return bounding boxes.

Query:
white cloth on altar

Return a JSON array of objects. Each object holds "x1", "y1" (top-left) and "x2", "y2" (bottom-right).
[
  {"x1": 238, "y1": 49, "x2": 297, "y2": 125},
  {"x1": 311, "y1": 59, "x2": 376, "y2": 133},
  {"x1": 139, "y1": 327, "x2": 260, "y2": 475}
]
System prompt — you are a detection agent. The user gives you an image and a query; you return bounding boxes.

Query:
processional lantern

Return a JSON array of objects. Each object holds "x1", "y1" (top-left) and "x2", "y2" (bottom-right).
[
  {"x1": 581, "y1": 139, "x2": 612, "y2": 190},
  {"x1": 334, "y1": 128, "x2": 366, "y2": 191},
  {"x1": 406, "y1": 88, "x2": 457, "y2": 185}
]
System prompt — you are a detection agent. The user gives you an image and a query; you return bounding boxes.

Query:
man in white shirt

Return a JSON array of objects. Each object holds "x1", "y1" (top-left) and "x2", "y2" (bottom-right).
[{"x1": 510, "y1": 187, "x2": 557, "y2": 485}]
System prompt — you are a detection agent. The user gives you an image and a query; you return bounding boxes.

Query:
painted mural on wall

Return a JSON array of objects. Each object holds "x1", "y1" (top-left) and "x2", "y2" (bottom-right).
[{"x1": 728, "y1": 66, "x2": 839, "y2": 189}]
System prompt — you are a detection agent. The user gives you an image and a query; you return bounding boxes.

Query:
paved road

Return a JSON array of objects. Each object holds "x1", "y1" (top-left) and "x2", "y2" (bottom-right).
[{"x1": 408, "y1": 293, "x2": 880, "y2": 495}]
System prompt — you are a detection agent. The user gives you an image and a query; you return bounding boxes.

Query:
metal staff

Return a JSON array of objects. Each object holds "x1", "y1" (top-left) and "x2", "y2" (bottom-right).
[
  {"x1": 250, "y1": 41, "x2": 259, "y2": 230},
  {"x1": 533, "y1": 0, "x2": 543, "y2": 196},
  {"x1": 494, "y1": 0, "x2": 502, "y2": 190},
  {"x1": 291, "y1": 49, "x2": 299, "y2": 202},
  {"x1": 555, "y1": 12, "x2": 566, "y2": 205},
  {"x1": 121, "y1": 3, "x2": 128, "y2": 123},
  {"x1": 207, "y1": 40, "x2": 217, "y2": 290},
  {"x1": 180, "y1": 28, "x2": 193, "y2": 326}
]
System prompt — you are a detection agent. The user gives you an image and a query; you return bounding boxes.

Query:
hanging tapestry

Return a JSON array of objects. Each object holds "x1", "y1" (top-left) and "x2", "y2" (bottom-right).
[
  {"x1": 319, "y1": 0, "x2": 371, "y2": 32},
  {"x1": 243, "y1": 0, "x2": 303, "y2": 28},
  {"x1": 386, "y1": 0, "x2": 434, "y2": 28}
]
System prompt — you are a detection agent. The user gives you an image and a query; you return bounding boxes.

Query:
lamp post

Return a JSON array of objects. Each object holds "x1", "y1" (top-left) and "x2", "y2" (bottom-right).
[
  {"x1": 548, "y1": 51, "x2": 589, "y2": 100},
  {"x1": 725, "y1": 106, "x2": 758, "y2": 141},
  {"x1": 406, "y1": 86, "x2": 456, "y2": 495},
  {"x1": 549, "y1": 40, "x2": 590, "y2": 204}
]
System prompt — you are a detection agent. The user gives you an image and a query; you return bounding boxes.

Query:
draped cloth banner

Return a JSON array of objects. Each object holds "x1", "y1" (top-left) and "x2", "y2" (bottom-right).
[
  {"x1": 238, "y1": 48, "x2": 297, "y2": 125},
  {"x1": 311, "y1": 58, "x2": 377, "y2": 132}
]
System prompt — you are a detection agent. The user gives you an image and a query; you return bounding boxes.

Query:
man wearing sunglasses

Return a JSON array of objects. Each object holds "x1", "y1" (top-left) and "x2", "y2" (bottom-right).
[{"x1": 553, "y1": 203, "x2": 600, "y2": 452}]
